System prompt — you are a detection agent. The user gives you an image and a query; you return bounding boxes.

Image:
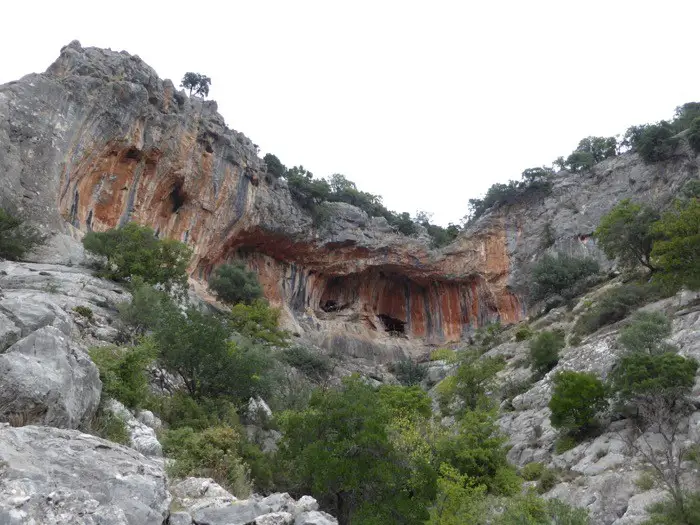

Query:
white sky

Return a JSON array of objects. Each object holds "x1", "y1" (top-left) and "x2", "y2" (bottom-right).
[{"x1": 2, "y1": 1, "x2": 700, "y2": 225}]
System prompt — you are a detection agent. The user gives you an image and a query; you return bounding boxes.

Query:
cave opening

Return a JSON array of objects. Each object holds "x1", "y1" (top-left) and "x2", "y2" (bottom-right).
[
  {"x1": 170, "y1": 182, "x2": 186, "y2": 213},
  {"x1": 378, "y1": 314, "x2": 406, "y2": 336},
  {"x1": 320, "y1": 300, "x2": 347, "y2": 312},
  {"x1": 124, "y1": 147, "x2": 142, "y2": 161}
]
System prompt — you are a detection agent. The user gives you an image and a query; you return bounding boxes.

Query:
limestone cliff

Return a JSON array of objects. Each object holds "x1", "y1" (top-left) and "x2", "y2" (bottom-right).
[{"x1": 0, "y1": 41, "x2": 695, "y2": 359}]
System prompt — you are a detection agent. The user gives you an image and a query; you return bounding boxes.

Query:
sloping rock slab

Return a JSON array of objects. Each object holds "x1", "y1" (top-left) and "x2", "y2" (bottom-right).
[
  {"x1": 0, "y1": 326, "x2": 100, "y2": 428},
  {"x1": 0, "y1": 424, "x2": 170, "y2": 524}
]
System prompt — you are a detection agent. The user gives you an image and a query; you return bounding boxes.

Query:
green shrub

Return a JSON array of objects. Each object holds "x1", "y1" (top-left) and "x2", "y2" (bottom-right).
[
  {"x1": 630, "y1": 121, "x2": 678, "y2": 163},
  {"x1": 530, "y1": 253, "x2": 600, "y2": 303},
  {"x1": 529, "y1": 330, "x2": 565, "y2": 375},
  {"x1": 537, "y1": 468, "x2": 558, "y2": 494},
  {"x1": 89, "y1": 403, "x2": 130, "y2": 445},
  {"x1": 618, "y1": 311, "x2": 673, "y2": 354},
  {"x1": 641, "y1": 492, "x2": 700, "y2": 525},
  {"x1": 208, "y1": 262, "x2": 263, "y2": 305},
  {"x1": 635, "y1": 471, "x2": 656, "y2": 491},
  {"x1": 549, "y1": 371, "x2": 607, "y2": 435},
  {"x1": 161, "y1": 426, "x2": 252, "y2": 497},
  {"x1": 514, "y1": 324, "x2": 534, "y2": 341},
  {"x1": 430, "y1": 348, "x2": 457, "y2": 362},
  {"x1": 89, "y1": 341, "x2": 155, "y2": 409},
  {"x1": 446, "y1": 352, "x2": 505, "y2": 413},
  {"x1": 595, "y1": 199, "x2": 659, "y2": 273},
  {"x1": 573, "y1": 283, "x2": 659, "y2": 335},
  {"x1": 73, "y1": 305, "x2": 94, "y2": 321},
  {"x1": 494, "y1": 492, "x2": 590, "y2": 525},
  {"x1": 554, "y1": 435, "x2": 578, "y2": 454},
  {"x1": 229, "y1": 299, "x2": 287, "y2": 346},
  {"x1": 609, "y1": 353, "x2": 697, "y2": 406},
  {"x1": 149, "y1": 393, "x2": 240, "y2": 431},
  {"x1": 390, "y1": 358, "x2": 427, "y2": 386},
  {"x1": 651, "y1": 198, "x2": 700, "y2": 290},
  {"x1": 117, "y1": 280, "x2": 177, "y2": 337},
  {"x1": 0, "y1": 208, "x2": 43, "y2": 261},
  {"x1": 521, "y1": 462, "x2": 545, "y2": 481},
  {"x1": 83, "y1": 223, "x2": 191, "y2": 291},
  {"x1": 280, "y1": 346, "x2": 332, "y2": 380},
  {"x1": 473, "y1": 321, "x2": 504, "y2": 350}
]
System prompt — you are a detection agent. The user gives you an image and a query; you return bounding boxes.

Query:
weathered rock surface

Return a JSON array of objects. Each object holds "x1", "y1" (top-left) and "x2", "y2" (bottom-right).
[
  {"x1": 493, "y1": 289, "x2": 700, "y2": 524},
  {"x1": 0, "y1": 326, "x2": 100, "y2": 428},
  {"x1": 169, "y1": 477, "x2": 336, "y2": 525},
  {"x1": 105, "y1": 399, "x2": 162, "y2": 457},
  {"x1": 0, "y1": 424, "x2": 170, "y2": 524},
  {"x1": 0, "y1": 261, "x2": 133, "y2": 428}
]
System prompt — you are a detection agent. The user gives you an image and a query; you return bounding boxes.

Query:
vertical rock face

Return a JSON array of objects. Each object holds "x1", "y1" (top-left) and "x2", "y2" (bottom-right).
[{"x1": 0, "y1": 42, "x2": 694, "y2": 357}]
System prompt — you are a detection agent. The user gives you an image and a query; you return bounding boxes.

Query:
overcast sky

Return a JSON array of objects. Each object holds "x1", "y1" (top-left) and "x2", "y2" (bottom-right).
[{"x1": 3, "y1": 1, "x2": 700, "y2": 225}]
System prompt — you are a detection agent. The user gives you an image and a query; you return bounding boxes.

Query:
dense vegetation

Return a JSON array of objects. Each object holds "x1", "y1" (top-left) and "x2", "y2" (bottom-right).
[
  {"x1": 84, "y1": 224, "x2": 592, "y2": 524},
  {"x1": 263, "y1": 156, "x2": 460, "y2": 247}
]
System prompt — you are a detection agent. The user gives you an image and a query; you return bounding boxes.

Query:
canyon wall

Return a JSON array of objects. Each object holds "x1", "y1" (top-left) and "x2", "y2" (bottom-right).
[{"x1": 1, "y1": 41, "x2": 695, "y2": 359}]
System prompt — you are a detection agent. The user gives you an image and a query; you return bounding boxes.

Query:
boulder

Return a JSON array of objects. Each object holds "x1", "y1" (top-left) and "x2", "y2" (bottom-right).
[
  {"x1": 0, "y1": 424, "x2": 170, "y2": 524},
  {"x1": 0, "y1": 326, "x2": 100, "y2": 428},
  {"x1": 105, "y1": 399, "x2": 162, "y2": 457},
  {"x1": 295, "y1": 510, "x2": 338, "y2": 525}
]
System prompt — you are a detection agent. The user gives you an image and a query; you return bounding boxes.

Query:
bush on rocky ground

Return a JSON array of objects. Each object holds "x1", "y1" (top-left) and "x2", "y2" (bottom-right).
[{"x1": 0, "y1": 208, "x2": 43, "y2": 261}]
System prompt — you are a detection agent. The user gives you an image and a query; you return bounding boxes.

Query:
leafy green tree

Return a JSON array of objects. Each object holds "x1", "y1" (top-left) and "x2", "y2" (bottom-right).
[
  {"x1": 83, "y1": 223, "x2": 192, "y2": 291},
  {"x1": 0, "y1": 208, "x2": 43, "y2": 261},
  {"x1": 278, "y1": 377, "x2": 434, "y2": 525},
  {"x1": 180, "y1": 72, "x2": 211, "y2": 97},
  {"x1": 378, "y1": 384, "x2": 432, "y2": 420},
  {"x1": 564, "y1": 150, "x2": 595, "y2": 172},
  {"x1": 208, "y1": 262, "x2": 263, "y2": 305},
  {"x1": 529, "y1": 330, "x2": 565, "y2": 375},
  {"x1": 576, "y1": 136, "x2": 618, "y2": 163},
  {"x1": 263, "y1": 153, "x2": 286, "y2": 178},
  {"x1": 618, "y1": 311, "x2": 673, "y2": 355},
  {"x1": 635, "y1": 122, "x2": 678, "y2": 163},
  {"x1": 651, "y1": 198, "x2": 700, "y2": 290},
  {"x1": 155, "y1": 307, "x2": 274, "y2": 402},
  {"x1": 279, "y1": 346, "x2": 332, "y2": 381},
  {"x1": 595, "y1": 199, "x2": 660, "y2": 272},
  {"x1": 549, "y1": 371, "x2": 607, "y2": 435},
  {"x1": 229, "y1": 299, "x2": 288, "y2": 346},
  {"x1": 530, "y1": 253, "x2": 600, "y2": 302}
]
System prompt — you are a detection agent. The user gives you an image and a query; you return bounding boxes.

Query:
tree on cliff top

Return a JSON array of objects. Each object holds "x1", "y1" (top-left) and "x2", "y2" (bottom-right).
[{"x1": 180, "y1": 72, "x2": 211, "y2": 98}]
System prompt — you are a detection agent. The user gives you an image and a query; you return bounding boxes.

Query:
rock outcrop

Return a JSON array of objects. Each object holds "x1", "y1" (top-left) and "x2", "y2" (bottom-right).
[
  {"x1": 0, "y1": 260, "x2": 132, "y2": 427},
  {"x1": 494, "y1": 288, "x2": 700, "y2": 524},
  {"x1": 1, "y1": 41, "x2": 695, "y2": 358},
  {"x1": 0, "y1": 424, "x2": 170, "y2": 524},
  {"x1": 168, "y1": 477, "x2": 337, "y2": 525}
]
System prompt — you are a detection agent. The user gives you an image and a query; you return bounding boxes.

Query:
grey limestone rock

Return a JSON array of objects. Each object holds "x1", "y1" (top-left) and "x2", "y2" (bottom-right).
[
  {"x1": 0, "y1": 326, "x2": 100, "y2": 428},
  {"x1": 0, "y1": 424, "x2": 170, "y2": 525}
]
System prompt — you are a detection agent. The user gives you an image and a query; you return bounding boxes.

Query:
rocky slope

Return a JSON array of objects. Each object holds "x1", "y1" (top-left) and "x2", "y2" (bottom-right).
[{"x1": 6, "y1": 42, "x2": 692, "y2": 363}]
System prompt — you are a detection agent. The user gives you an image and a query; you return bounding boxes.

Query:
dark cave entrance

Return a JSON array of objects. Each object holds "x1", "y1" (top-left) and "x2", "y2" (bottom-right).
[
  {"x1": 378, "y1": 314, "x2": 406, "y2": 336},
  {"x1": 170, "y1": 182, "x2": 186, "y2": 213},
  {"x1": 320, "y1": 300, "x2": 349, "y2": 313}
]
